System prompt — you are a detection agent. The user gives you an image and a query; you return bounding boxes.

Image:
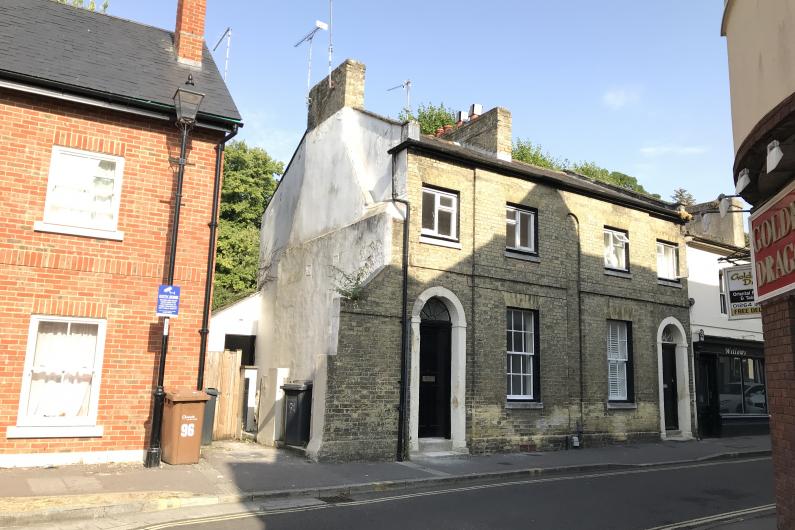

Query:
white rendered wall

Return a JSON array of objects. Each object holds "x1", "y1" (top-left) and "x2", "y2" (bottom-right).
[
  {"x1": 256, "y1": 107, "x2": 404, "y2": 458},
  {"x1": 687, "y1": 245, "x2": 763, "y2": 341},
  {"x1": 208, "y1": 291, "x2": 262, "y2": 352}
]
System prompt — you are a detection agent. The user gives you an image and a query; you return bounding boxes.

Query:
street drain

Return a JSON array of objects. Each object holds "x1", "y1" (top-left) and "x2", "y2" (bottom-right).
[{"x1": 318, "y1": 494, "x2": 354, "y2": 504}]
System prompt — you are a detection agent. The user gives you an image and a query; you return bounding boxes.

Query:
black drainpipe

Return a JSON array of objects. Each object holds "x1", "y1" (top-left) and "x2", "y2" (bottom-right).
[
  {"x1": 197, "y1": 125, "x2": 239, "y2": 391},
  {"x1": 566, "y1": 213, "x2": 585, "y2": 443},
  {"x1": 392, "y1": 153, "x2": 411, "y2": 462}
]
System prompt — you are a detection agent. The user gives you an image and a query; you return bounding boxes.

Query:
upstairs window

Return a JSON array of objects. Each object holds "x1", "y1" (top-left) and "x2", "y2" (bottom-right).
[
  {"x1": 39, "y1": 147, "x2": 125, "y2": 236},
  {"x1": 506, "y1": 205, "x2": 537, "y2": 254},
  {"x1": 421, "y1": 186, "x2": 458, "y2": 241},
  {"x1": 604, "y1": 227, "x2": 629, "y2": 271},
  {"x1": 719, "y1": 270, "x2": 728, "y2": 315},
  {"x1": 607, "y1": 320, "x2": 633, "y2": 402},
  {"x1": 656, "y1": 241, "x2": 679, "y2": 280}
]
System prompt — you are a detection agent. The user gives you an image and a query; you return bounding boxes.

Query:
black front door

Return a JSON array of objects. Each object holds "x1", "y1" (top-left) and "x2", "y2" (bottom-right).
[
  {"x1": 696, "y1": 355, "x2": 720, "y2": 437},
  {"x1": 419, "y1": 322, "x2": 451, "y2": 438},
  {"x1": 662, "y1": 344, "x2": 679, "y2": 430}
]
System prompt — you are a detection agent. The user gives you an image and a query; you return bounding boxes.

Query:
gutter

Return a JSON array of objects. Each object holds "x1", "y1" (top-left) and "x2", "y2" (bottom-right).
[
  {"x1": 197, "y1": 125, "x2": 240, "y2": 391},
  {"x1": 388, "y1": 139, "x2": 683, "y2": 224},
  {"x1": 0, "y1": 70, "x2": 243, "y2": 131}
]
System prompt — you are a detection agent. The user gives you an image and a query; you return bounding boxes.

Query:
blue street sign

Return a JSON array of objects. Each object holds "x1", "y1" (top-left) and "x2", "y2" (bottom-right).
[{"x1": 156, "y1": 285, "x2": 181, "y2": 317}]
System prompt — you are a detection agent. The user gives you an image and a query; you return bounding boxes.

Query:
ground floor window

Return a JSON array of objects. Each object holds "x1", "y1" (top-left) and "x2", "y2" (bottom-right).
[
  {"x1": 16, "y1": 316, "x2": 106, "y2": 427},
  {"x1": 506, "y1": 308, "x2": 539, "y2": 401},
  {"x1": 607, "y1": 320, "x2": 633, "y2": 402},
  {"x1": 718, "y1": 356, "x2": 767, "y2": 414}
]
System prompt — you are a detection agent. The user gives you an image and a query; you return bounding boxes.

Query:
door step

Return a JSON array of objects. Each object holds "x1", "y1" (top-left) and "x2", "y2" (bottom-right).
[
  {"x1": 665, "y1": 430, "x2": 690, "y2": 441},
  {"x1": 417, "y1": 437, "x2": 452, "y2": 453},
  {"x1": 411, "y1": 438, "x2": 469, "y2": 460}
]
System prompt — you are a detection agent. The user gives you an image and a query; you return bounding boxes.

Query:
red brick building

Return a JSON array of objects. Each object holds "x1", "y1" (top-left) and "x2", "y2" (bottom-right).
[{"x1": 0, "y1": 0, "x2": 241, "y2": 466}]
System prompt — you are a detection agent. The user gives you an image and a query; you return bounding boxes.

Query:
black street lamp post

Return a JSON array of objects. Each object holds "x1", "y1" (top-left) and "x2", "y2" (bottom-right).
[{"x1": 145, "y1": 77, "x2": 205, "y2": 468}]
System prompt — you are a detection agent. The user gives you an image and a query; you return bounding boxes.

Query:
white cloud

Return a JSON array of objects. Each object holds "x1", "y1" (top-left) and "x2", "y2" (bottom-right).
[
  {"x1": 602, "y1": 87, "x2": 641, "y2": 110},
  {"x1": 639, "y1": 145, "x2": 708, "y2": 157}
]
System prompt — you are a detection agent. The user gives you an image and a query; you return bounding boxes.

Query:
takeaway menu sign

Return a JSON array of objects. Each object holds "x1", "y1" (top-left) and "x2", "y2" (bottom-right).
[
  {"x1": 749, "y1": 180, "x2": 795, "y2": 303},
  {"x1": 724, "y1": 264, "x2": 761, "y2": 320}
]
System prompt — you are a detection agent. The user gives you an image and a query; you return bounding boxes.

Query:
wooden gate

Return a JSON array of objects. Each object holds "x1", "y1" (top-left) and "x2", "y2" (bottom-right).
[{"x1": 204, "y1": 350, "x2": 244, "y2": 440}]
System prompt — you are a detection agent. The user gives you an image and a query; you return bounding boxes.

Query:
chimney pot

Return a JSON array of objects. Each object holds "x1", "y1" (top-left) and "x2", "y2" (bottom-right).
[
  {"x1": 435, "y1": 127, "x2": 445, "y2": 137},
  {"x1": 175, "y1": 0, "x2": 206, "y2": 67}
]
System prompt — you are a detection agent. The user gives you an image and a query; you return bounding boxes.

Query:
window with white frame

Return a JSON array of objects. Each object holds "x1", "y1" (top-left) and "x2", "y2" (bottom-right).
[
  {"x1": 506, "y1": 205, "x2": 537, "y2": 254},
  {"x1": 607, "y1": 320, "x2": 633, "y2": 401},
  {"x1": 40, "y1": 146, "x2": 125, "y2": 234},
  {"x1": 507, "y1": 308, "x2": 539, "y2": 401},
  {"x1": 656, "y1": 241, "x2": 679, "y2": 280},
  {"x1": 421, "y1": 186, "x2": 458, "y2": 240},
  {"x1": 16, "y1": 316, "x2": 106, "y2": 428},
  {"x1": 604, "y1": 227, "x2": 629, "y2": 271},
  {"x1": 719, "y1": 270, "x2": 728, "y2": 314}
]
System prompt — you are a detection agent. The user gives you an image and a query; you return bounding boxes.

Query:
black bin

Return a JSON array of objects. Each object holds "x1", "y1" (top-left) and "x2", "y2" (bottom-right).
[
  {"x1": 282, "y1": 382, "x2": 312, "y2": 446},
  {"x1": 202, "y1": 387, "x2": 219, "y2": 446}
]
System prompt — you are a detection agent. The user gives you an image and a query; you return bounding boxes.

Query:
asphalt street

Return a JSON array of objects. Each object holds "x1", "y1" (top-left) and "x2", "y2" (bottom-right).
[{"x1": 136, "y1": 457, "x2": 774, "y2": 530}]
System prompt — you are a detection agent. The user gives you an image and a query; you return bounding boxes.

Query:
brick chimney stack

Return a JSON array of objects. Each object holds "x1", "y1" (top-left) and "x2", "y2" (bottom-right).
[{"x1": 175, "y1": 0, "x2": 206, "y2": 67}]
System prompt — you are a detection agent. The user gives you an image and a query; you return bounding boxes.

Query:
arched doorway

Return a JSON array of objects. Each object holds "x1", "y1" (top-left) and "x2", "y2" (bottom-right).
[
  {"x1": 409, "y1": 287, "x2": 467, "y2": 454},
  {"x1": 656, "y1": 318, "x2": 693, "y2": 439},
  {"x1": 419, "y1": 298, "x2": 451, "y2": 438}
]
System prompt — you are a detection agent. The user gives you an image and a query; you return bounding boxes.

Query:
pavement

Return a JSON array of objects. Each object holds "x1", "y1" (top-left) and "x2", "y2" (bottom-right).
[{"x1": 0, "y1": 435, "x2": 771, "y2": 528}]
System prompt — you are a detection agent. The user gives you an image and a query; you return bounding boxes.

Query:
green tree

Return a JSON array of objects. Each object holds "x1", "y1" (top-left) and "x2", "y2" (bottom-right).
[
  {"x1": 671, "y1": 187, "x2": 695, "y2": 206},
  {"x1": 512, "y1": 139, "x2": 568, "y2": 171},
  {"x1": 214, "y1": 141, "x2": 283, "y2": 309},
  {"x1": 55, "y1": 0, "x2": 109, "y2": 12},
  {"x1": 399, "y1": 102, "x2": 455, "y2": 135}
]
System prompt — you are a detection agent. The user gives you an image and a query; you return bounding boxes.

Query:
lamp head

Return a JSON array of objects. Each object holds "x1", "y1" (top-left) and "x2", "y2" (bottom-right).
[{"x1": 173, "y1": 76, "x2": 204, "y2": 125}]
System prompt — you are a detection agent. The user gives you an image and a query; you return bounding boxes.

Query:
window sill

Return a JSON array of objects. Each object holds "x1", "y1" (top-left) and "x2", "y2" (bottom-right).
[
  {"x1": 7, "y1": 425, "x2": 104, "y2": 439},
  {"x1": 604, "y1": 269, "x2": 632, "y2": 279},
  {"x1": 34, "y1": 221, "x2": 124, "y2": 241},
  {"x1": 657, "y1": 279, "x2": 682, "y2": 288},
  {"x1": 606, "y1": 402, "x2": 637, "y2": 410},
  {"x1": 505, "y1": 250, "x2": 540, "y2": 263},
  {"x1": 419, "y1": 235, "x2": 462, "y2": 249},
  {"x1": 505, "y1": 401, "x2": 543, "y2": 409}
]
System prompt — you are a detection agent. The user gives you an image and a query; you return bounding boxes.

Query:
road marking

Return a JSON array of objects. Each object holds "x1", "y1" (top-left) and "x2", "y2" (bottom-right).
[
  {"x1": 139, "y1": 457, "x2": 771, "y2": 529},
  {"x1": 644, "y1": 504, "x2": 776, "y2": 529}
]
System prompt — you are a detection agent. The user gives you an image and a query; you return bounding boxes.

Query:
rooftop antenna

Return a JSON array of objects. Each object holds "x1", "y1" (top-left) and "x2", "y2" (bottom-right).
[
  {"x1": 212, "y1": 27, "x2": 232, "y2": 82},
  {"x1": 328, "y1": 0, "x2": 333, "y2": 88},
  {"x1": 295, "y1": 20, "x2": 328, "y2": 106},
  {"x1": 388, "y1": 79, "x2": 412, "y2": 116}
]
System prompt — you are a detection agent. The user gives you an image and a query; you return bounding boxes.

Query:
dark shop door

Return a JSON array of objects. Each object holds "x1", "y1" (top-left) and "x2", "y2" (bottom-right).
[
  {"x1": 696, "y1": 355, "x2": 721, "y2": 437},
  {"x1": 662, "y1": 344, "x2": 679, "y2": 430},
  {"x1": 419, "y1": 322, "x2": 451, "y2": 438}
]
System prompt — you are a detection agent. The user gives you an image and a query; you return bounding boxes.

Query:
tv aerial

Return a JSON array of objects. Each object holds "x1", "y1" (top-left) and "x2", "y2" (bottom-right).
[
  {"x1": 388, "y1": 79, "x2": 412, "y2": 116},
  {"x1": 212, "y1": 27, "x2": 232, "y2": 81},
  {"x1": 295, "y1": 20, "x2": 328, "y2": 106}
]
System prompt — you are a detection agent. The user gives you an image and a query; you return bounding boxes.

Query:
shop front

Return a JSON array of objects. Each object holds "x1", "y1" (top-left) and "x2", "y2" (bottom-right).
[{"x1": 695, "y1": 336, "x2": 768, "y2": 437}]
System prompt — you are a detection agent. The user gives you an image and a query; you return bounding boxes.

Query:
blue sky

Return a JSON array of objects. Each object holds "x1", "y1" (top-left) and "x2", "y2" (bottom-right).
[{"x1": 108, "y1": 0, "x2": 734, "y2": 203}]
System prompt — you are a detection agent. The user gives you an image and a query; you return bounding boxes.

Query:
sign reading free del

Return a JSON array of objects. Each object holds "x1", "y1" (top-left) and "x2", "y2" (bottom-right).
[{"x1": 750, "y1": 180, "x2": 795, "y2": 303}]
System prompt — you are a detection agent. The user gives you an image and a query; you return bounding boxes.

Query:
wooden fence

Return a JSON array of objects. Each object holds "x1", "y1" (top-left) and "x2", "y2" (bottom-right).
[{"x1": 204, "y1": 350, "x2": 243, "y2": 440}]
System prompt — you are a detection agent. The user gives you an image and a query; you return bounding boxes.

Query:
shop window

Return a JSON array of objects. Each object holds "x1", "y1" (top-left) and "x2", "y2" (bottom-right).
[{"x1": 718, "y1": 356, "x2": 767, "y2": 415}]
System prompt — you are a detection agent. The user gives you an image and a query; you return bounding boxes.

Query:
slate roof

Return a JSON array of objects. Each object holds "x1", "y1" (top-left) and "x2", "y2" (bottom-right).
[
  {"x1": 0, "y1": 0, "x2": 241, "y2": 124},
  {"x1": 390, "y1": 134, "x2": 684, "y2": 223}
]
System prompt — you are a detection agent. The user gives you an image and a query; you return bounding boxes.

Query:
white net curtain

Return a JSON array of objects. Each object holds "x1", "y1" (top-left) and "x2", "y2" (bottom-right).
[{"x1": 26, "y1": 321, "x2": 98, "y2": 419}]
